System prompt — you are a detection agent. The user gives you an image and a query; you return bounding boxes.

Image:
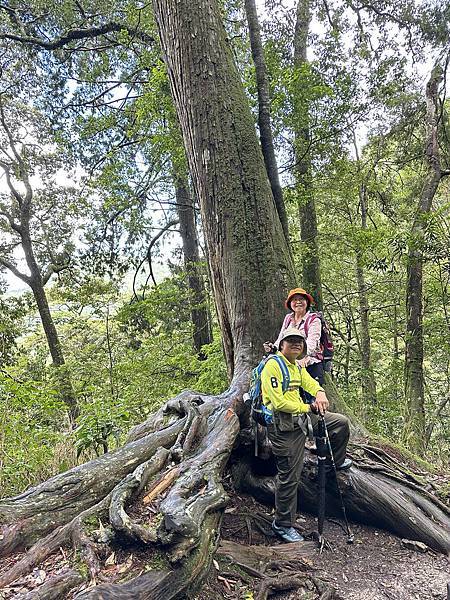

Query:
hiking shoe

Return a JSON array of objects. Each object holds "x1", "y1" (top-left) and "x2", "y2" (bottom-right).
[
  {"x1": 272, "y1": 521, "x2": 304, "y2": 543},
  {"x1": 336, "y1": 458, "x2": 353, "y2": 471}
]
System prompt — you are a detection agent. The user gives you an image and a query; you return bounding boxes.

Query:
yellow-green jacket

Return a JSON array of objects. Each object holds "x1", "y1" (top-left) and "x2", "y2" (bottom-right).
[{"x1": 261, "y1": 352, "x2": 324, "y2": 414}]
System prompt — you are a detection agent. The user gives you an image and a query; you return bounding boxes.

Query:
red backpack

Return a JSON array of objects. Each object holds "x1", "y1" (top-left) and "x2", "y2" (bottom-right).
[
  {"x1": 281, "y1": 312, "x2": 334, "y2": 368},
  {"x1": 304, "y1": 312, "x2": 334, "y2": 368}
]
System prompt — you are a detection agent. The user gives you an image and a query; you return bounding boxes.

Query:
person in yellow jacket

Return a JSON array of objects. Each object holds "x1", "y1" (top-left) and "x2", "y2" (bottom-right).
[{"x1": 261, "y1": 327, "x2": 351, "y2": 543}]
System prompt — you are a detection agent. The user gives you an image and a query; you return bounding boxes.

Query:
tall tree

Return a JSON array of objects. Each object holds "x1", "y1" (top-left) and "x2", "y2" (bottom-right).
[
  {"x1": 403, "y1": 63, "x2": 449, "y2": 452},
  {"x1": 244, "y1": 0, "x2": 289, "y2": 242},
  {"x1": 293, "y1": 0, "x2": 323, "y2": 309},
  {"x1": 152, "y1": 0, "x2": 295, "y2": 375},
  {"x1": 0, "y1": 99, "x2": 78, "y2": 419},
  {"x1": 174, "y1": 177, "x2": 212, "y2": 356},
  {"x1": 353, "y1": 137, "x2": 378, "y2": 407}
]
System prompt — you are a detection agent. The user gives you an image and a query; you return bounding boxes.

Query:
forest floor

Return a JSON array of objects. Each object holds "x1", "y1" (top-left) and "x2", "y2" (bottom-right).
[
  {"x1": 196, "y1": 486, "x2": 450, "y2": 600},
  {"x1": 1, "y1": 476, "x2": 448, "y2": 599}
]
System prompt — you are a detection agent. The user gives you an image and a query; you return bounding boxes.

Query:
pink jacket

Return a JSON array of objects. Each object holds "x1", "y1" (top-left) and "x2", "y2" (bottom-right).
[{"x1": 275, "y1": 311, "x2": 322, "y2": 366}]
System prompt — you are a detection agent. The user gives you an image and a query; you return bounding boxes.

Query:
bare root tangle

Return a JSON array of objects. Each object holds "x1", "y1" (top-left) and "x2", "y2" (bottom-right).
[
  {"x1": 0, "y1": 449, "x2": 170, "y2": 590},
  {"x1": 158, "y1": 405, "x2": 241, "y2": 560},
  {"x1": 0, "y1": 494, "x2": 112, "y2": 588},
  {"x1": 342, "y1": 469, "x2": 450, "y2": 554},
  {"x1": 352, "y1": 442, "x2": 450, "y2": 516},
  {"x1": 232, "y1": 453, "x2": 450, "y2": 555},
  {"x1": 0, "y1": 420, "x2": 184, "y2": 557},
  {"x1": 255, "y1": 572, "x2": 339, "y2": 600},
  {"x1": 217, "y1": 540, "x2": 337, "y2": 600},
  {"x1": 168, "y1": 396, "x2": 203, "y2": 462},
  {"x1": 0, "y1": 378, "x2": 246, "y2": 598},
  {"x1": 126, "y1": 388, "x2": 228, "y2": 443},
  {"x1": 109, "y1": 448, "x2": 171, "y2": 544},
  {"x1": 217, "y1": 540, "x2": 316, "y2": 577},
  {"x1": 73, "y1": 513, "x2": 222, "y2": 599},
  {"x1": 255, "y1": 574, "x2": 310, "y2": 600},
  {"x1": 72, "y1": 526, "x2": 102, "y2": 581}
]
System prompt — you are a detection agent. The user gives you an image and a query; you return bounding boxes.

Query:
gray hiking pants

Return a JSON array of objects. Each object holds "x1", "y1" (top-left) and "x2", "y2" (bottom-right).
[{"x1": 268, "y1": 410, "x2": 350, "y2": 527}]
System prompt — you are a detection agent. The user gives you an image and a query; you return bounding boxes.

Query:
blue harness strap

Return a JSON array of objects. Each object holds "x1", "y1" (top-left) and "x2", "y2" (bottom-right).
[
  {"x1": 261, "y1": 354, "x2": 291, "y2": 425},
  {"x1": 267, "y1": 354, "x2": 290, "y2": 392}
]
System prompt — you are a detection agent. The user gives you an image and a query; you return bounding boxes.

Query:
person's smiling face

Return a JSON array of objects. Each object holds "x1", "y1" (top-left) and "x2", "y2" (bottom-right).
[
  {"x1": 280, "y1": 336, "x2": 305, "y2": 362},
  {"x1": 290, "y1": 294, "x2": 308, "y2": 315}
]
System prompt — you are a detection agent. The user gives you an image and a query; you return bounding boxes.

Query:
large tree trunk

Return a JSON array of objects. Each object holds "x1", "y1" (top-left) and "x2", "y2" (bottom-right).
[
  {"x1": 403, "y1": 65, "x2": 444, "y2": 453},
  {"x1": 174, "y1": 178, "x2": 213, "y2": 356},
  {"x1": 244, "y1": 0, "x2": 289, "y2": 243},
  {"x1": 293, "y1": 0, "x2": 323, "y2": 310},
  {"x1": 152, "y1": 0, "x2": 295, "y2": 377}
]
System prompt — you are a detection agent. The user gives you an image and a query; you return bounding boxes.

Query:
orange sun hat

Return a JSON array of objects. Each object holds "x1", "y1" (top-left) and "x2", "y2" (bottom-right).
[{"x1": 285, "y1": 288, "x2": 314, "y2": 309}]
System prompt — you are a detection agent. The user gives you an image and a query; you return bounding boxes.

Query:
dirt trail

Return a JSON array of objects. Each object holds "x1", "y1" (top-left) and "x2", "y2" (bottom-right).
[{"x1": 197, "y1": 492, "x2": 450, "y2": 600}]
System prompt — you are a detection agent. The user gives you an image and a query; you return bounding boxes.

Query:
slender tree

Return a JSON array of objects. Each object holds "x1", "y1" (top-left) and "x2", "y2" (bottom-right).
[
  {"x1": 293, "y1": 0, "x2": 323, "y2": 309},
  {"x1": 353, "y1": 137, "x2": 378, "y2": 407},
  {"x1": 403, "y1": 63, "x2": 449, "y2": 452},
  {"x1": 244, "y1": 0, "x2": 289, "y2": 242},
  {"x1": 174, "y1": 177, "x2": 212, "y2": 356},
  {"x1": 0, "y1": 99, "x2": 78, "y2": 419}
]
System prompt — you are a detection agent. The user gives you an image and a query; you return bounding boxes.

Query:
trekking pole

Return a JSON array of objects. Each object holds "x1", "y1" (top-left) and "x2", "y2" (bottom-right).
[
  {"x1": 316, "y1": 415, "x2": 327, "y2": 552},
  {"x1": 321, "y1": 414, "x2": 354, "y2": 544}
]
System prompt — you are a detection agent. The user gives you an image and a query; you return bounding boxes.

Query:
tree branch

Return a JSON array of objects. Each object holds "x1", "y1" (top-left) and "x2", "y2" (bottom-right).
[
  {"x1": 0, "y1": 256, "x2": 31, "y2": 285},
  {"x1": 0, "y1": 102, "x2": 33, "y2": 209},
  {"x1": 0, "y1": 21, "x2": 154, "y2": 49},
  {"x1": 0, "y1": 201, "x2": 22, "y2": 234},
  {"x1": 132, "y1": 219, "x2": 179, "y2": 300}
]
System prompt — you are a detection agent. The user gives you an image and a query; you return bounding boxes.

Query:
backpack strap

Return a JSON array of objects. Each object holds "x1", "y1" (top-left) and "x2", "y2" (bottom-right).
[
  {"x1": 267, "y1": 354, "x2": 290, "y2": 393},
  {"x1": 304, "y1": 312, "x2": 318, "y2": 337},
  {"x1": 282, "y1": 313, "x2": 293, "y2": 329}
]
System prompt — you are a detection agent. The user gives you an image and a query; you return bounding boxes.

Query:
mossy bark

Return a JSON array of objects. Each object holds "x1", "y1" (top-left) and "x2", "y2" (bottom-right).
[{"x1": 152, "y1": 0, "x2": 295, "y2": 376}]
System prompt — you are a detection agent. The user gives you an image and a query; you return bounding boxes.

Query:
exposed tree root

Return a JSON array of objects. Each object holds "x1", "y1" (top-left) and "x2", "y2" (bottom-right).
[
  {"x1": 255, "y1": 574, "x2": 309, "y2": 599},
  {"x1": 109, "y1": 448, "x2": 171, "y2": 544},
  {"x1": 232, "y1": 453, "x2": 450, "y2": 555},
  {"x1": 0, "y1": 383, "x2": 243, "y2": 598},
  {"x1": 73, "y1": 513, "x2": 221, "y2": 599},
  {"x1": 1, "y1": 376, "x2": 449, "y2": 599},
  {"x1": 217, "y1": 539, "x2": 316, "y2": 575},
  {"x1": 0, "y1": 419, "x2": 184, "y2": 557},
  {"x1": 217, "y1": 539, "x2": 337, "y2": 600}
]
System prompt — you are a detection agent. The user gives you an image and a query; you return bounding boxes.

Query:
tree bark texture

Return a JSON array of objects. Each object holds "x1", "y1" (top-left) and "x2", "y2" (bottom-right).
[
  {"x1": 152, "y1": 0, "x2": 295, "y2": 376},
  {"x1": 293, "y1": 0, "x2": 323, "y2": 311},
  {"x1": 404, "y1": 65, "x2": 444, "y2": 452},
  {"x1": 175, "y1": 179, "x2": 212, "y2": 356},
  {"x1": 244, "y1": 0, "x2": 289, "y2": 243}
]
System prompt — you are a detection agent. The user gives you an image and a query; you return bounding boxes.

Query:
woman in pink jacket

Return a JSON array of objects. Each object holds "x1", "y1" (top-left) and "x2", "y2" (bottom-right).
[{"x1": 264, "y1": 288, "x2": 325, "y2": 397}]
